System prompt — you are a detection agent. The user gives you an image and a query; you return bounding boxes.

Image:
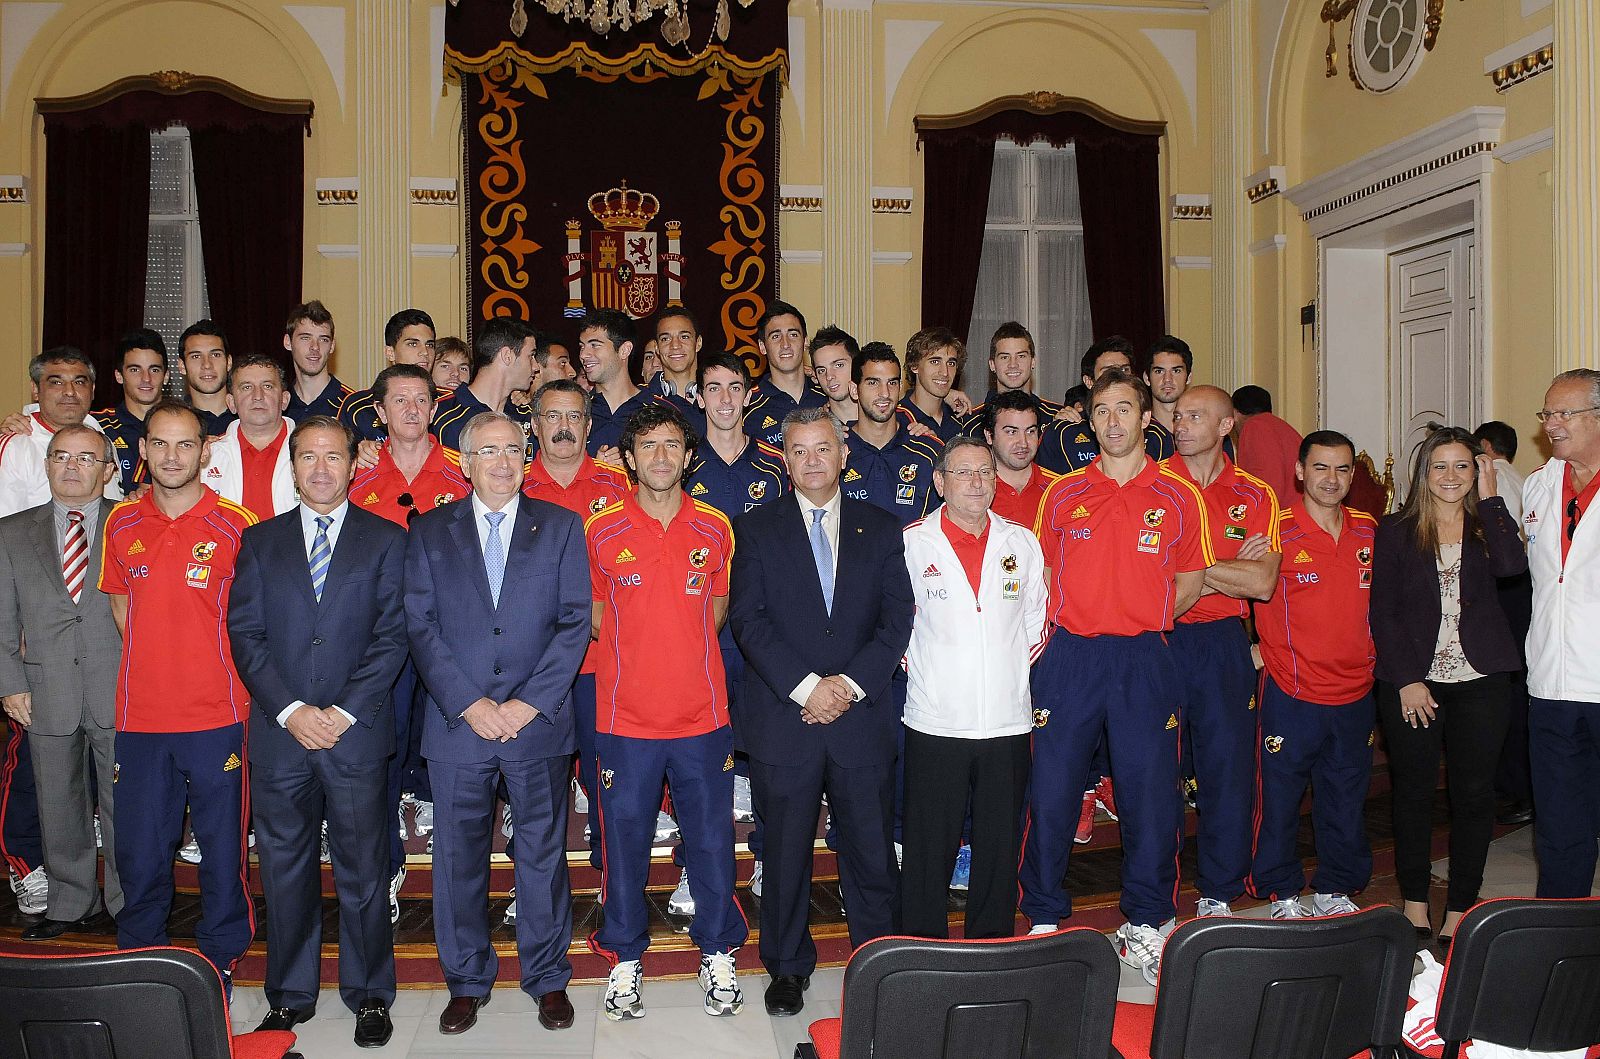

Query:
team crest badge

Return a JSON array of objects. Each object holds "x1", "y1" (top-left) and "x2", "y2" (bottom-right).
[
  {"x1": 601, "y1": 769, "x2": 614, "y2": 789},
  {"x1": 898, "y1": 464, "x2": 918, "y2": 484},
  {"x1": 1357, "y1": 546, "x2": 1372, "y2": 566},
  {"x1": 1265, "y1": 736, "x2": 1284, "y2": 754},
  {"x1": 748, "y1": 480, "x2": 767, "y2": 501},
  {"x1": 1001, "y1": 554, "x2": 1018, "y2": 574},
  {"x1": 688, "y1": 547, "x2": 710, "y2": 569},
  {"x1": 1228, "y1": 504, "x2": 1248, "y2": 523},
  {"x1": 185, "y1": 564, "x2": 211, "y2": 588},
  {"x1": 434, "y1": 492, "x2": 457, "y2": 507},
  {"x1": 192, "y1": 541, "x2": 217, "y2": 562},
  {"x1": 590, "y1": 496, "x2": 609, "y2": 514},
  {"x1": 1032, "y1": 707, "x2": 1051, "y2": 729},
  {"x1": 1143, "y1": 507, "x2": 1167, "y2": 528},
  {"x1": 561, "y1": 182, "x2": 684, "y2": 320}
]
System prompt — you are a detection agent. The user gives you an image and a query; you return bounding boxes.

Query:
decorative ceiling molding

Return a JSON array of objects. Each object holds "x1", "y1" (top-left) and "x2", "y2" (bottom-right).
[
  {"x1": 1321, "y1": 0, "x2": 1450, "y2": 88},
  {"x1": 870, "y1": 186, "x2": 913, "y2": 213},
  {"x1": 1171, "y1": 193, "x2": 1211, "y2": 220},
  {"x1": 0, "y1": 176, "x2": 27, "y2": 203},
  {"x1": 1245, "y1": 165, "x2": 1286, "y2": 204},
  {"x1": 315, "y1": 178, "x2": 358, "y2": 205},
  {"x1": 779, "y1": 183, "x2": 823, "y2": 212},
  {"x1": 410, "y1": 177, "x2": 459, "y2": 205},
  {"x1": 1484, "y1": 27, "x2": 1553, "y2": 92}
]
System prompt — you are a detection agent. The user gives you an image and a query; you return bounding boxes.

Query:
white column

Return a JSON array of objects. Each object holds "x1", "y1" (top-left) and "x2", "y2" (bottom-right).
[
  {"x1": 819, "y1": 0, "x2": 873, "y2": 333},
  {"x1": 354, "y1": 0, "x2": 411, "y2": 380},
  {"x1": 1209, "y1": 0, "x2": 1253, "y2": 389},
  {"x1": 1554, "y1": 0, "x2": 1600, "y2": 369}
]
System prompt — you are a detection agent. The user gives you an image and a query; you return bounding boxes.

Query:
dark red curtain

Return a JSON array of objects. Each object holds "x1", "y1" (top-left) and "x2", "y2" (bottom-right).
[
  {"x1": 40, "y1": 123, "x2": 151, "y2": 408},
  {"x1": 191, "y1": 122, "x2": 304, "y2": 364},
  {"x1": 918, "y1": 136, "x2": 994, "y2": 346},
  {"x1": 917, "y1": 108, "x2": 1166, "y2": 353}
]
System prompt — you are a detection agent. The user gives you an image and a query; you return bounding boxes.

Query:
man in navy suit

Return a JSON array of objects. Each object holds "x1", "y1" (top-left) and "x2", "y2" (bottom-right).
[
  {"x1": 730, "y1": 406, "x2": 914, "y2": 1017},
  {"x1": 404, "y1": 411, "x2": 590, "y2": 1037},
  {"x1": 227, "y1": 415, "x2": 409, "y2": 1048}
]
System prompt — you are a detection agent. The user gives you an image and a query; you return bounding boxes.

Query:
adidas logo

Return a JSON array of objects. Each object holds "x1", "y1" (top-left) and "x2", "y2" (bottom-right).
[
  {"x1": 127, "y1": 540, "x2": 146, "y2": 556},
  {"x1": 690, "y1": 482, "x2": 708, "y2": 495},
  {"x1": 1165, "y1": 714, "x2": 1178, "y2": 731},
  {"x1": 362, "y1": 491, "x2": 381, "y2": 505},
  {"x1": 722, "y1": 754, "x2": 735, "y2": 772},
  {"x1": 843, "y1": 468, "x2": 862, "y2": 483},
  {"x1": 1074, "y1": 432, "x2": 1090, "y2": 444},
  {"x1": 922, "y1": 564, "x2": 940, "y2": 578},
  {"x1": 1292, "y1": 549, "x2": 1313, "y2": 564},
  {"x1": 1070, "y1": 504, "x2": 1091, "y2": 519},
  {"x1": 222, "y1": 753, "x2": 241, "y2": 772},
  {"x1": 615, "y1": 547, "x2": 637, "y2": 563},
  {"x1": 762, "y1": 416, "x2": 777, "y2": 428}
]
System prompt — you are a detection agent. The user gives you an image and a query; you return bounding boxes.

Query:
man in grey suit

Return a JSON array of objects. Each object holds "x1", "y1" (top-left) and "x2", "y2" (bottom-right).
[{"x1": 0, "y1": 424, "x2": 124, "y2": 937}]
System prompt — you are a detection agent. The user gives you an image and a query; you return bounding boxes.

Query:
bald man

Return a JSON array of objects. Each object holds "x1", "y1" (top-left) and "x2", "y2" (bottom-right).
[{"x1": 1162, "y1": 386, "x2": 1284, "y2": 918}]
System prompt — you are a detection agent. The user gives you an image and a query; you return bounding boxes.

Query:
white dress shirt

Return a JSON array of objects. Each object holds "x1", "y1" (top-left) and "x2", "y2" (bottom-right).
[
  {"x1": 278, "y1": 501, "x2": 358, "y2": 729},
  {"x1": 790, "y1": 489, "x2": 866, "y2": 707},
  {"x1": 471, "y1": 491, "x2": 518, "y2": 561},
  {"x1": 1493, "y1": 457, "x2": 1526, "y2": 526}
]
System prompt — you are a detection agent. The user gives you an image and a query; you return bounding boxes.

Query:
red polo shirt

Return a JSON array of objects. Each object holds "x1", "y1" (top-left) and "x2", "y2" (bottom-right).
[
  {"x1": 350, "y1": 441, "x2": 469, "y2": 527},
  {"x1": 1035, "y1": 457, "x2": 1210, "y2": 637},
  {"x1": 98, "y1": 489, "x2": 256, "y2": 732},
  {"x1": 939, "y1": 511, "x2": 989, "y2": 596},
  {"x1": 586, "y1": 495, "x2": 732, "y2": 738},
  {"x1": 1162, "y1": 455, "x2": 1282, "y2": 624},
  {"x1": 1255, "y1": 502, "x2": 1377, "y2": 704},
  {"x1": 526, "y1": 455, "x2": 632, "y2": 675},
  {"x1": 990, "y1": 464, "x2": 1059, "y2": 538},
  {"x1": 238, "y1": 421, "x2": 287, "y2": 522},
  {"x1": 1562, "y1": 464, "x2": 1600, "y2": 564}
]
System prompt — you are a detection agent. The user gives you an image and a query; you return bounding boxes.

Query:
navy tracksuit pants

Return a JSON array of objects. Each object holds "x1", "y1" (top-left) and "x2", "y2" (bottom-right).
[
  {"x1": 1529, "y1": 696, "x2": 1600, "y2": 898},
  {"x1": 1169, "y1": 617, "x2": 1257, "y2": 904},
  {"x1": 1020, "y1": 630, "x2": 1184, "y2": 929},
  {"x1": 0, "y1": 723, "x2": 42, "y2": 877},
  {"x1": 114, "y1": 723, "x2": 254, "y2": 982},
  {"x1": 591, "y1": 726, "x2": 747, "y2": 963},
  {"x1": 1248, "y1": 675, "x2": 1375, "y2": 900}
]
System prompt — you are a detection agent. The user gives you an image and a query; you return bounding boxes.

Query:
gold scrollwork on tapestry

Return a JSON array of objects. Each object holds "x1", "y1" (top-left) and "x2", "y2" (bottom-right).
[
  {"x1": 706, "y1": 77, "x2": 768, "y2": 373},
  {"x1": 475, "y1": 61, "x2": 541, "y2": 321}
]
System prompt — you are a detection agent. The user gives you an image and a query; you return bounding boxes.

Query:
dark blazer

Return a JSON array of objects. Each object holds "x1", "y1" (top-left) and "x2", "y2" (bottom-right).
[
  {"x1": 228, "y1": 505, "x2": 410, "y2": 766},
  {"x1": 730, "y1": 493, "x2": 914, "y2": 768},
  {"x1": 404, "y1": 494, "x2": 590, "y2": 764},
  {"x1": 1370, "y1": 495, "x2": 1527, "y2": 687}
]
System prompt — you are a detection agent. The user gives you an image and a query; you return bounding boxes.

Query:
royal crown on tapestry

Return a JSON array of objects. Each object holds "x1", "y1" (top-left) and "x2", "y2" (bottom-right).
[{"x1": 562, "y1": 182, "x2": 684, "y2": 320}]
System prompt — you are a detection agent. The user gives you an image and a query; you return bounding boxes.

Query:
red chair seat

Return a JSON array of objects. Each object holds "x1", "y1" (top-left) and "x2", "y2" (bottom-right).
[
  {"x1": 232, "y1": 1029, "x2": 297, "y2": 1059},
  {"x1": 1110, "y1": 1001, "x2": 1156, "y2": 1059},
  {"x1": 808, "y1": 1016, "x2": 843, "y2": 1059}
]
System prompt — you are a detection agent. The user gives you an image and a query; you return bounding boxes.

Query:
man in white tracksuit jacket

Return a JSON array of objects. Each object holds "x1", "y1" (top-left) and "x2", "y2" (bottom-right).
[
  {"x1": 1522, "y1": 367, "x2": 1600, "y2": 898},
  {"x1": 899, "y1": 436, "x2": 1047, "y2": 938}
]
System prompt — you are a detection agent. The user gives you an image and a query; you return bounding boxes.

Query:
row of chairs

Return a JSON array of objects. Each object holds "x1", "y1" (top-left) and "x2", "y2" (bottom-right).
[{"x1": 798, "y1": 898, "x2": 1600, "y2": 1059}]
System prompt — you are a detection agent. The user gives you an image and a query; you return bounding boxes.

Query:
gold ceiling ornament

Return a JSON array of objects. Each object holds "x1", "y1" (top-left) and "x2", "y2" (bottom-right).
[
  {"x1": 1322, "y1": 0, "x2": 1453, "y2": 86},
  {"x1": 451, "y1": 0, "x2": 754, "y2": 45}
]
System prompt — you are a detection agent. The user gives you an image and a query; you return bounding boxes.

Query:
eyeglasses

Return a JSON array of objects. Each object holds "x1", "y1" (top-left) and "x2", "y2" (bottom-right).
[
  {"x1": 47, "y1": 452, "x2": 111, "y2": 467},
  {"x1": 1535, "y1": 406, "x2": 1600, "y2": 423},
  {"x1": 941, "y1": 467, "x2": 997, "y2": 482},
  {"x1": 396, "y1": 492, "x2": 420, "y2": 525},
  {"x1": 468, "y1": 444, "x2": 525, "y2": 462},
  {"x1": 1569, "y1": 497, "x2": 1581, "y2": 541}
]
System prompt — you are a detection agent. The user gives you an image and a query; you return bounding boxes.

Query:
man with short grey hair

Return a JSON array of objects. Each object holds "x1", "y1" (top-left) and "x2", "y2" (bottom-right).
[{"x1": 0, "y1": 424, "x2": 125, "y2": 932}]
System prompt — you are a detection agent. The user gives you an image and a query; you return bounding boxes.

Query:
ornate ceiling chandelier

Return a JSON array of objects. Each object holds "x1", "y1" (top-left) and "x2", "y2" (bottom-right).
[{"x1": 449, "y1": 0, "x2": 754, "y2": 46}]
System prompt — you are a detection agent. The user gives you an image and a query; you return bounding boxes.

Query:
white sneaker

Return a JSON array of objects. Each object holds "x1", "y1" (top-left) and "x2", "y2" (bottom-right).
[
  {"x1": 699, "y1": 951, "x2": 742, "y2": 1016},
  {"x1": 732, "y1": 774, "x2": 754, "y2": 822},
  {"x1": 1027, "y1": 923, "x2": 1058, "y2": 936},
  {"x1": 14, "y1": 866, "x2": 48, "y2": 916},
  {"x1": 668, "y1": 866, "x2": 696, "y2": 916},
  {"x1": 501, "y1": 803, "x2": 514, "y2": 841},
  {"x1": 1115, "y1": 919, "x2": 1176, "y2": 988},
  {"x1": 748, "y1": 861, "x2": 763, "y2": 899},
  {"x1": 319, "y1": 820, "x2": 331, "y2": 864},
  {"x1": 1312, "y1": 892, "x2": 1360, "y2": 916},
  {"x1": 572, "y1": 779, "x2": 589, "y2": 816},
  {"x1": 654, "y1": 811, "x2": 680, "y2": 844},
  {"x1": 179, "y1": 838, "x2": 202, "y2": 864},
  {"x1": 1195, "y1": 898, "x2": 1234, "y2": 918},
  {"x1": 504, "y1": 887, "x2": 517, "y2": 924},
  {"x1": 413, "y1": 800, "x2": 433, "y2": 835},
  {"x1": 604, "y1": 959, "x2": 645, "y2": 1021},
  {"x1": 1271, "y1": 895, "x2": 1312, "y2": 919},
  {"x1": 388, "y1": 865, "x2": 405, "y2": 925}
]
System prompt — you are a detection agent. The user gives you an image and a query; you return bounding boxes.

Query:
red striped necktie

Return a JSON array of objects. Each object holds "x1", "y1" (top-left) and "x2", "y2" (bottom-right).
[{"x1": 62, "y1": 510, "x2": 87, "y2": 604}]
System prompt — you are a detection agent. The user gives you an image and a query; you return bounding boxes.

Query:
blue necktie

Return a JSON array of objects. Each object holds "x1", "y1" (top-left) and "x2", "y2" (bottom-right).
[
  {"x1": 484, "y1": 511, "x2": 507, "y2": 607},
  {"x1": 308, "y1": 515, "x2": 332, "y2": 602},
  {"x1": 810, "y1": 507, "x2": 834, "y2": 615}
]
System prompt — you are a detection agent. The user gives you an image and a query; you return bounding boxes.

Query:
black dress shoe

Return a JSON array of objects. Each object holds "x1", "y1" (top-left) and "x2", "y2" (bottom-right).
[
  {"x1": 764, "y1": 974, "x2": 809, "y2": 1017},
  {"x1": 537, "y1": 989, "x2": 575, "y2": 1030},
  {"x1": 354, "y1": 999, "x2": 393, "y2": 1048},
  {"x1": 439, "y1": 993, "x2": 489, "y2": 1035},
  {"x1": 21, "y1": 913, "x2": 97, "y2": 941},
  {"x1": 1496, "y1": 801, "x2": 1534, "y2": 826},
  {"x1": 256, "y1": 1006, "x2": 315, "y2": 1032}
]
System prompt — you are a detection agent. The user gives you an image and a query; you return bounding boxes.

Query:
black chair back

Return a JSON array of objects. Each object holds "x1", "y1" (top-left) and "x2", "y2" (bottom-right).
[
  {"x1": 0, "y1": 946, "x2": 235, "y2": 1059},
  {"x1": 835, "y1": 929, "x2": 1121, "y2": 1059},
  {"x1": 1148, "y1": 907, "x2": 1415, "y2": 1059},
  {"x1": 1433, "y1": 897, "x2": 1600, "y2": 1055}
]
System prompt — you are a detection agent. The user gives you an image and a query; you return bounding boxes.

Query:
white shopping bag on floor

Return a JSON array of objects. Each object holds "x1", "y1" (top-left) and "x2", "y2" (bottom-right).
[{"x1": 1401, "y1": 950, "x2": 1599, "y2": 1058}]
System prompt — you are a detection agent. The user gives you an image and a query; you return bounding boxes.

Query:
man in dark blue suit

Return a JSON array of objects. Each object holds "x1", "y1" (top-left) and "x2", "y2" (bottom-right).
[
  {"x1": 730, "y1": 406, "x2": 914, "y2": 1017},
  {"x1": 404, "y1": 411, "x2": 590, "y2": 1037},
  {"x1": 227, "y1": 416, "x2": 410, "y2": 1048}
]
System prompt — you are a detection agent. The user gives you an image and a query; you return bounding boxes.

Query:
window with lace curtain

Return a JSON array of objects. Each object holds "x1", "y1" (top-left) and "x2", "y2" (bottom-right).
[
  {"x1": 144, "y1": 126, "x2": 209, "y2": 392},
  {"x1": 967, "y1": 140, "x2": 1094, "y2": 403}
]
